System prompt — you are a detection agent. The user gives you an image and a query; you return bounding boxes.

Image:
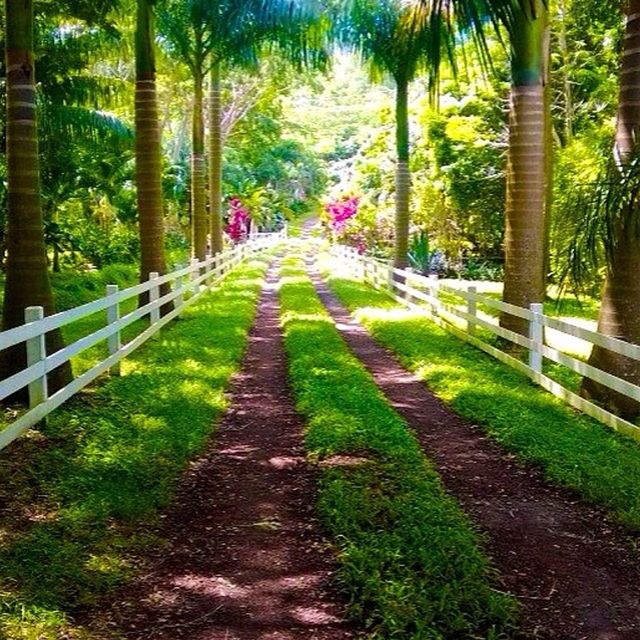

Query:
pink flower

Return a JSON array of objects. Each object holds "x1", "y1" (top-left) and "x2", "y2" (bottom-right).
[
  {"x1": 225, "y1": 196, "x2": 251, "y2": 242},
  {"x1": 325, "y1": 195, "x2": 360, "y2": 231}
]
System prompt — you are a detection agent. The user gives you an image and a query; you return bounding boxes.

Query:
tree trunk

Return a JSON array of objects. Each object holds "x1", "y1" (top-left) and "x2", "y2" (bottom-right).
[
  {"x1": 581, "y1": 1, "x2": 640, "y2": 419},
  {"x1": 543, "y1": 20, "x2": 554, "y2": 285},
  {"x1": 501, "y1": 0, "x2": 549, "y2": 336},
  {"x1": 135, "y1": 0, "x2": 169, "y2": 306},
  {"x1": 394, "y1": 76, "x2": 410, "y2": 270},
  {"x1": 1, "y1": 0, "x2": 72, "y2": 399},
  {"x1": 557, "y1": 0, "x2": 574, "y2": 145},
  {"x1": 209, "y1": 61, "x2": 224, "y2": 255},
  {"x1": 191, "y1": 70, "x2": 207, "y2": 260}
]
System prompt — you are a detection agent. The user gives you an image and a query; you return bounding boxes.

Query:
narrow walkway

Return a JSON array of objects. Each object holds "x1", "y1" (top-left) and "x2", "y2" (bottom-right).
[
  {"x1": 309, "y1": 263, "x2": 640, "y2": 640},
  {"x1": 112, "y1": 261, "x2": 353, "y2": 640}
]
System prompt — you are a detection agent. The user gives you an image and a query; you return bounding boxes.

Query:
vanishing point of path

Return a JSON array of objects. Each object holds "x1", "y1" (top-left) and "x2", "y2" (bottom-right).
[
  {"x1": 308, "y1": 261, "x2": 640, "y2": 640},
  {"x1": 109, "y1": 260, "x2": 354, "y2": 640}
]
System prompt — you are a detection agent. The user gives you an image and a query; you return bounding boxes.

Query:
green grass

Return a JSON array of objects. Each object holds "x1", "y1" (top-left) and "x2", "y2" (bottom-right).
[
  {"x1": 279, "y1": 255, "x2": 519, "y2": 640},
  {"x1": 326, "y1": 271, "x2": 640, "y2": 533},
  {"x1": 0, "y1": 256, "x2": 270, "y2": 639},
  {"x1": 439, "y1": 280, "x2": 600, "y2": 322}
]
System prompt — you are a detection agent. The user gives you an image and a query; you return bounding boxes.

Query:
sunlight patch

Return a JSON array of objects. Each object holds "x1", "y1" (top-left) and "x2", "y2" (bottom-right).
[{"x1": 356, "y1": 307, "x2": 417, "y2": 323}]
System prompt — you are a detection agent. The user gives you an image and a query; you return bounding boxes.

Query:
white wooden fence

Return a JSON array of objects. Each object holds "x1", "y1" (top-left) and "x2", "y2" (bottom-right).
[
  {"x1": 0, "y1": 230, "x2": 286, "y2": 451},
  {"x1": 333, "y1": 244, "x2": 640, "y2": 443}
]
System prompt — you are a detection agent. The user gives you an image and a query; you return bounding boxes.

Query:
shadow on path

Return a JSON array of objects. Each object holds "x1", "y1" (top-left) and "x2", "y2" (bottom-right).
[
  {"x1": 310, "y1": 262, "x2": 640, "y2": 640},
  {"x1": 104, "y1": 260, "x2": 354, "y2": 640}
]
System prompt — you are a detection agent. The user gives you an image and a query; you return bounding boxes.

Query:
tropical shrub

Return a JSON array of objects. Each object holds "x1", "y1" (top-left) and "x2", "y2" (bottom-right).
[{"x1": 225, "y1": 198, "x2": 251, "y2": 242}]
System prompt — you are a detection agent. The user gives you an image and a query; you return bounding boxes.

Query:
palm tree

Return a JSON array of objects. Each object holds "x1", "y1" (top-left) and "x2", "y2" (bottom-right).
[
  {"x1": 206, "y1": 0, "x2": 326, "y2": 253},
  {"x1": 407, "y1": 0, "x2": 549, "y2": 330},
  {"x1": 2, "y1": 0, "x2": 72, "y2": 395},
  {"x1": 576, "y1": 1, "x2": 640, "y2": 418},
  {"x1": 342, "y1": 0, "x2": 435, "y2": 270},
  {"x1": 135, "y1": 0, "x2": 169, "y2": 295},
  {"x1": 210, "y1": 58, "x2": 224, "y2": 253},
  {"x1": 500, "y1": 0, "x2": 550, "y2": 336},
  {"x1": 158, "y1": 0, "x2": 212, "y2": 260}
]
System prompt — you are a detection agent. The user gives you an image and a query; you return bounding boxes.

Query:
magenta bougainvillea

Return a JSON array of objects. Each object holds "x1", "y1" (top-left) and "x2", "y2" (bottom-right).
[
  {"x1": 225, "y1": 197, "x2": 251, "y2": 242},
  {"x1": 325, "y1": 196, "x2": 367, "y2": 253},
  {"x1": 325, "y1": 195, "x2": 359, "y2": 232}
]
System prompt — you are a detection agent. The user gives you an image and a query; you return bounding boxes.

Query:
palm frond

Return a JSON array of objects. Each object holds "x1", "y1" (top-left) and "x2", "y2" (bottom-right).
[
  {"x1": 560, "y1": 152, "x2": 640, "y2": 294},
  {"x1": 40, "y1": 104, "x2": 133, "y2": 143}
]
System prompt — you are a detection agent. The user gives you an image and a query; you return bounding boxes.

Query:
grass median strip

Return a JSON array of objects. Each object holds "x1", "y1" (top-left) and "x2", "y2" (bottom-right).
[
  {"x1": 0, "y1": 256, "x2": 270, "y2": 639},
  {"x1": 325, "y1": 267, "x2": 640, "y2": 533},
  {"x1": 278, "y1": 256, "x2": 519, "y2": 640}
]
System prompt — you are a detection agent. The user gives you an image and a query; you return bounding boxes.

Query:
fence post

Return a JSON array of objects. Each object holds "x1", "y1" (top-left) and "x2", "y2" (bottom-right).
[
  {"x1": 190, "y1": 258, "x2": 200, "y2": 297},
  {"x1": 529, "y1": 302, "x2": 544, "y2": 374},
  {"x1": 429, "y1": 274, "x2": 440, "y2": 318},
  {"x1": 25, "y1": 306, "x2": 47, "y2": 409},
  {"x1": 205, "y1": 253, "x2": 213, "y2": 287},
  {"x1": 106, "y1": 284, "x2": 121, "y2": 375},
  {"x1": 149, "y1": 272, "x2": 160, "y2": 326},
  {"x1": 175, "y1": 265, "x2": 185, "y2": 311},
  {"x1": 388, "y1": 267, "x2": 399, "y2": 298},
  {"x1": 467, "y1": 285, "x2": 477, "y2": 336}
]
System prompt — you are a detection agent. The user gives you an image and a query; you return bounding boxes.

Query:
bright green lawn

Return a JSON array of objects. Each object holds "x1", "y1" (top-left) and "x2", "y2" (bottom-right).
[
  {"x1": 0, "y1": 256, "x2": 269, "y2": 639},
  {"x1": 279, "y1": 255, "x2": 519, "y2": 640},
  {"x1": 326, "y1": 272, "x2": 640, "y2": 533}
]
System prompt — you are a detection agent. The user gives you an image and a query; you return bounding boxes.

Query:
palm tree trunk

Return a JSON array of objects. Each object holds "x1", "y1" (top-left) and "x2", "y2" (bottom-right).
[
  {"x1": 209, "y1": 61, "x2": 224, "y2": 255},
  {"x1": 581, "y1": 1, "x2": 640, "y2": 419},
  {"x1": 1, "y1": 0, "x2": 72, "y2": 398},
  {"x1": 135, "y1": 0, "x2": 169, "y2": 305},
  {"x1": 191, "y1": 69, "x2": 207, "y2": 260},
  {"x1": 500, "y1": 0, "x2": 549, "y2": 336},
  {"x1": 394, "y1": 76, "x2": 410, "y2": 270}
]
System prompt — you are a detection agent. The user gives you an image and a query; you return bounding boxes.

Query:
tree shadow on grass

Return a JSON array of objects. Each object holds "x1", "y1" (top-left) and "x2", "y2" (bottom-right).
[{"x1": 0, "y1": 260, "x2": 269, "y2": 638}]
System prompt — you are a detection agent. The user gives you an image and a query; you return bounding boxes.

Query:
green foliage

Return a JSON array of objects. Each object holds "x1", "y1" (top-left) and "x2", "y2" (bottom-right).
[
  {"x1": 0, "y1": 258, "x2": 269, "y2": 638},
  {"x1": 224, "y1": 76, "x2": 328, "y2": 223},
  {"x1": 547, "y1": 0, "x2": 622, "y2": 291},
  {"x1": 328, "y1": 273, "x2": 640, "y2": 532},
  {"x1": 415, "y1": 82, "x2": 507, "y2": 260},
  {"x1": 457, "y1": 258, "x2": 504, "y2": 282},
  {"x1": 279, "y1": 254, "x2": 519, "y2": 639},
  {"x1": 50, "y1": 263, "x2": 138, "y2": 311},
  {"x1": 408, "y1": 229, "x2": 431, "y2": 273},
  {"x1": 67, "y1": 221, "x2": 140, "y2": 269}
]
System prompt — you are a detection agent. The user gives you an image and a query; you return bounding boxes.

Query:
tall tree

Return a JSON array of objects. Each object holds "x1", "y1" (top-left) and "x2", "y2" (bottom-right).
[
  {"x1": 342, "y1": 0, "x2": 434, "y2": 270},
  {"x1": 206, "y1": 0, "x2": 326, "y2": 254},
  {"x1": 135, "y1": 0, "x2": 169, "y2": 292},
  {"x1": 500, "y1": 0, "x2": 550, "y2": 336},
  {"x1": 409, "y1": 0, "x2": 550, "y2": 330},
  {"x1": 2, "y1": 0, "x2": 72, "y2": 394},
  {"x1": 158, "y1": 0, "x2": 211, "y2": 259},
  {"x1": 210, "y1": 59, "x2": 224, "y2": 253},
  {"x1": 580, "y1": 1, "x2": 640, "y2": 418}
]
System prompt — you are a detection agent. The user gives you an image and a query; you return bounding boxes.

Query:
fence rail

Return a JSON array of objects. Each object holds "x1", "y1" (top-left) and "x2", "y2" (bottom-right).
[
  {"x1": 333, "y1": 244, "x2": 640, "y2": 443},
  {"x1": 0, "y1": 230, "x2": 285, "y2": 451}
]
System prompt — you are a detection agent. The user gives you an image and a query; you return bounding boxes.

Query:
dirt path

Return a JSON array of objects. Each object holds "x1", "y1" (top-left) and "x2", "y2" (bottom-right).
[
  {"x1": 108, "y1": 261, "x2": 354, "y2": 640},
  {"x1": 309, "y1": 263, "x2": 640, "y2": 640}
]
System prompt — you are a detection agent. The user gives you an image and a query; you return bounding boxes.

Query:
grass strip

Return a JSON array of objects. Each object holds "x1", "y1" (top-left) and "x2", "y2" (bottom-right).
[
  {"x1": 0, "y1": 256, "x2": 270, "y2": 639},
  {"x1": 325, "y1": 269, "x2": 640, "y2": 532},
  {"x1": 278, "y1": 255, "x2": 519, "y2": 640}
]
